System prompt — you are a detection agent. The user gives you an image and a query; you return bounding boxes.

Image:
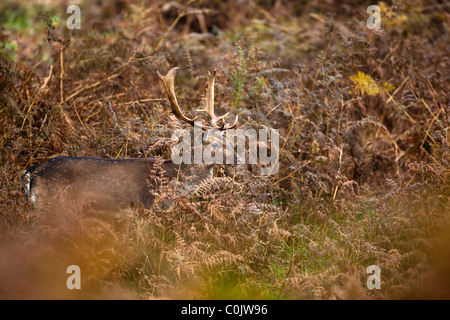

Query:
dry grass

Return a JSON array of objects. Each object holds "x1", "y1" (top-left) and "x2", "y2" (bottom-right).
[{"x1": 0, "y1": 0, "x2": 449, "y2": 299}]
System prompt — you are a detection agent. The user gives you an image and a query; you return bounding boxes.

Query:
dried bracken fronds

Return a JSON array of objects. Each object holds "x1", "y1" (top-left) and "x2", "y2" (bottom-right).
[{"x1": 0, "y1": 0, "x2": 449, "y2": 300}]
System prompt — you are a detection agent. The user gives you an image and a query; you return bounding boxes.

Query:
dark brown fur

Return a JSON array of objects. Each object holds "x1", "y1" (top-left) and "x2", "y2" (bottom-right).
[{"x1": 24, "y1": 156, "x2": 212, "y2": 210}]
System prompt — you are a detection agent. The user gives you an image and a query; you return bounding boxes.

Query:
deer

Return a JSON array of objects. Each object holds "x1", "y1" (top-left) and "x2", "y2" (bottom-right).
[{"x1": 21, "y1": 67, "x2": 239, "y2": 212}]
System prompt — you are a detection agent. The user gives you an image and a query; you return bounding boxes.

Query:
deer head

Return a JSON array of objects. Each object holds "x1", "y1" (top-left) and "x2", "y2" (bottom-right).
[{"x1": 158, "y1": 67, "x2": 242, "y2": 165}]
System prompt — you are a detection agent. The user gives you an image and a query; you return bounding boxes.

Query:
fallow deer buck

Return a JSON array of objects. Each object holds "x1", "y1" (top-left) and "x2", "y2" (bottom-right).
[{"x1": 22, "y1": 67, "x2": 239, "y2": 211}]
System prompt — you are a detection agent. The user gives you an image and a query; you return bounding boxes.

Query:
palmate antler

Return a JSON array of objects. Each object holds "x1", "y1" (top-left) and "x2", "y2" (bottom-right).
[{"x1": 157, "y1": 67, "x2": 238, "y2": 130}]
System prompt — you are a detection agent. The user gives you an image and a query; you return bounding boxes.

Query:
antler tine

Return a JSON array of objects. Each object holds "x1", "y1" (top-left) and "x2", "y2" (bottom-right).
[
  {"x1": 197, "y1": 69, "x2": 239, "y2": 130},
  {"x1": 223, "y1": 113, "x2": 238, "y2": 130},
  {"x1": 157, "y1": 67, "x2": 198, "y2": 126}
]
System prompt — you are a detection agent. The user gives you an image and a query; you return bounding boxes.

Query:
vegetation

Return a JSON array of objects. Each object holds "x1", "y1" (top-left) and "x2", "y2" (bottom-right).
[{"x1": 0, "y1": 0, "x2": 449, "y2": 299}]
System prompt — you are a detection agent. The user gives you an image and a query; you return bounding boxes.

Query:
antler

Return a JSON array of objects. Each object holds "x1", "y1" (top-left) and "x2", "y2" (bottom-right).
[{"x1": 157, "y1": 67, "x2": 238, "y2": 130}]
